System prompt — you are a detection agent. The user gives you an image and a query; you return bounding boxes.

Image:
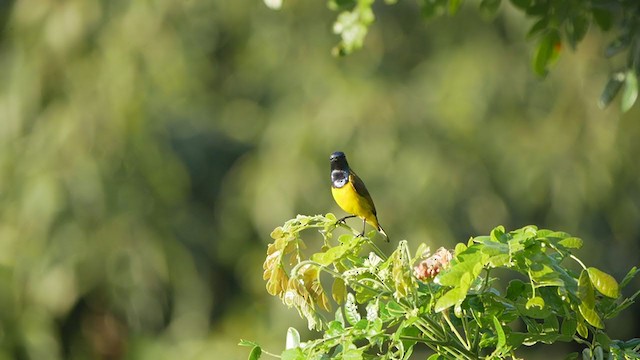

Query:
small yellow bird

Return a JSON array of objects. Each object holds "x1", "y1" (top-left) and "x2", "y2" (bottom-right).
[{"x1": 329, "y1": 151, "x2": 388, "y2": 241}]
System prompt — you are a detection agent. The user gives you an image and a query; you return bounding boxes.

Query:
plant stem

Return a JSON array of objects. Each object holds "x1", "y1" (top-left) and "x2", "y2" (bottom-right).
[{"x1": 443, "y1": 311, "x2": 471, "y2": 351}]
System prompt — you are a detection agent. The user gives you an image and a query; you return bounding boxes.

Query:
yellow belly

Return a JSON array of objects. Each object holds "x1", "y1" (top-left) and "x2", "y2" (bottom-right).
[{"x1": 331, "y1": 182, "x2": 379, "y2": 229}]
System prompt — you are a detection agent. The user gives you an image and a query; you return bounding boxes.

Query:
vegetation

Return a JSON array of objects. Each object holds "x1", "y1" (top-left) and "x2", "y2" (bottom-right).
[
  {"x1": 267, "y1": 0, "x2": 640, "y2": 111},
  {"x1": 246, "y1": 214, "x2": 640, "y2": 359}
]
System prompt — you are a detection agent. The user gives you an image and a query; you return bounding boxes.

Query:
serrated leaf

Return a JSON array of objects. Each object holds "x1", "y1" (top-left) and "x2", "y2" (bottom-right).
[
  {"x1": 587, "y1": 267, "x2": 620, "y2": 298},
  {"x1": 599, "y1": 72, "x2": 626, "y2": 109},
  {"x1": 621, "y1": 70, "x2": 638, "y2": 112},
  {"x1": 435, "y1": 287, "x2": 467, "y2": 312}
]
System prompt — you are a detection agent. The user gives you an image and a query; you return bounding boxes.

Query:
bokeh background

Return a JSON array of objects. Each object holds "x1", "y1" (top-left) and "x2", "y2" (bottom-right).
[{"x1": 1, "y1": 0, "x2": 639, "y2": 359}]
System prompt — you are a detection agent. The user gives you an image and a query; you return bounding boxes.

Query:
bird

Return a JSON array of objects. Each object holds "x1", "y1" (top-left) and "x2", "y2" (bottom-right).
[{"x1": 329, "y1": 151, "x2": 388, "y2": 241}]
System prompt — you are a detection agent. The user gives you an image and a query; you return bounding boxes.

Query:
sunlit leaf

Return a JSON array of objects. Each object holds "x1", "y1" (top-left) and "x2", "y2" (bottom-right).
[
  {"x1": 332, "y1": 278, "x2": 347, "y2": 304},
  {"x1": 286, "y1": 327, "x2": 300, "y2": 349},
  {"x1": 493, "y1": 316, "x2": 506, "y2": 350},
  {"x1": 587, "y1": 267, "x2": 620, "y2": 298},
  {"x1": 558, "y1": 237, "x2": 583, "y2": 249},
  {"x1": 525, "y1": 296, "x2": 545, "y2": 309},
  {"x1": 435, "y1": 287, "x2": 467, "y2": 312}
]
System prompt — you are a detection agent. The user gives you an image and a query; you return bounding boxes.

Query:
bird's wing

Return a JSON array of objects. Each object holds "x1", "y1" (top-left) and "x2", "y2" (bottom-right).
[{"x1": 349, "y1": 170, "x2": 377, "y2": 215}]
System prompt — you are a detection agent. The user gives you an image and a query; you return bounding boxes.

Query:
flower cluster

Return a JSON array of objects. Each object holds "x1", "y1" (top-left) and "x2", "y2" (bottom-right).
[{"x1": 413, "y1": 247, "x2": 453, "y2": 281}]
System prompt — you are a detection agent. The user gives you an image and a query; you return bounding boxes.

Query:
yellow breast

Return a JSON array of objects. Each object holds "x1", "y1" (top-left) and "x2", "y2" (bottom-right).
[{"x1": 331, "y1": 180, "x2": 376, "y2": 225}]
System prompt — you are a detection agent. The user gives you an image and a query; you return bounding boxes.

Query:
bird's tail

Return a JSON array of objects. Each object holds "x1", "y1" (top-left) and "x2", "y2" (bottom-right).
[{"x1": 377, "y1": 224, "x2": 389, "y2": 242}]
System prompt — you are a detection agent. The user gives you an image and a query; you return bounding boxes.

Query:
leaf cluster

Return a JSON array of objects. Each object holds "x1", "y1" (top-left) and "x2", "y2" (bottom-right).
[
  {"x1": 265, "y1": 0, "x2": 640, "y2": 111},
  {"x1": 247, "y1": 214, "x2": 640, "y2": 359}
]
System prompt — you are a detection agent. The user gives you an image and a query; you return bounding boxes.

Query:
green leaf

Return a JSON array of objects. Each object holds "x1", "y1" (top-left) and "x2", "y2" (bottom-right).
[
  {"x1": 527, "y1": 18, "x2": 548, "y2": 39},
  {"x1": 598, "y1": 72, "x2": 626, "y2": 109},
  {"x1": 558, "y1": 237, "x2": 583, "y2": 249},
  {"x1": 332, "y1": 278, "x2": 347, "y2": 304},
  {"x1": 493, "y1": 316, "x2": 506, "y2": 350},
  {"x1": 532, "y1": 30, "x2": 560, "y2": 77},
  {"x1": 565, "y1": 15, "x2": 589, "y2": 49},
  {"x1": 490, "y1": 225, "x2": 507, "y2": 242},
  {"x1": 587, "y1": 267, "x2": 620, "y2": 298},
  {"x1": 448, "y1": 0, "x2": 463, "y2": 15},
  {"x1": 578, "y1": 271, "x2": 604, "y2": 329},
  {"x1": 592, "y1": 8, "x2": 612, "y2": 31},
  {"x1": 281, "y1": 348, "x2": 304, "y2": 360},
  {"x1": 239, "y1": 339, "x2": 260, "y2": 347},
  {"x1": 249, "y1": 345, "x2": 262, "y2": 360},
  {"x1": 620, "y1": 266, "x2": 639, "y2": 288},
  {"x1": 435, "y1": 287, "x2": 467, "y2": 312},
  {"x1": 286, "y1": 327, "x2": 300, "y2": 349},
  {"x1": 561, "y1": 318, "x2": 577, "y2": 337},
  {"x1": 506, "y1": 279, "x2": 527, "y2": 300},
  {"x1": 577, "y1": 320, "x2": 588, "y2": 338},
  {"x1": 526, "y1": 296, "x2": 545, "y2": 309},
  {"x1": 479, "y1": 0, "x2": 501, "y2": 16},
  {"x1": 509, "y1": 0, "x2": 529, "y2": 10},
  {"x1": 564, "y1": 352, "x2": 579, "y2": 360},
  {"x1": 621, "y1": 70, "x2": 638, "y2": 112},
  {"x1": 344, "y1": 293, "x2": 361, "y2": 325}
]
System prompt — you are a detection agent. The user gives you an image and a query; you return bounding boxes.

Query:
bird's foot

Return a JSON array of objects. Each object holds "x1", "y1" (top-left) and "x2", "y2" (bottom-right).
[{"x1": 335, "y1": 215, "x2": 356, "y2": 225}]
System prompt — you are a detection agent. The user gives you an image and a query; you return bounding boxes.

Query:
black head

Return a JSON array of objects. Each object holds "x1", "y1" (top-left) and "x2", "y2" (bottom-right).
[
  {"x1": 330, "y1": 151, "x2": 346, "y2": 161},
  {"x1": 330, "y1": 151, "x2": 349, "y2": 171}
]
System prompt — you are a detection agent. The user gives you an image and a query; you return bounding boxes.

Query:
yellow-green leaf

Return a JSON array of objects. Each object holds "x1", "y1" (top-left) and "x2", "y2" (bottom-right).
[
  {"x1": 526, "y1": 296, "x2": 545, "y2": 309},
  {"x1": 579, "y1": 302, "x2": 604, "y2": 329},
  {"x1": 332, "y1": 278, "x2": 347, "y2": 304},
  {"x1": 558, "y1": 237, "x2": 583, "y2": 249},
  {"x1": 435, "y1": 288, "x2": 467, "y2": 312},
  {"x1": 587, "y1": 267, "x2": 620, "y2": 298}
]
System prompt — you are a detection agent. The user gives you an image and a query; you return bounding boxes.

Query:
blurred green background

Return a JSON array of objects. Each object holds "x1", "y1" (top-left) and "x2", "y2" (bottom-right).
[{"x1": 1, "y1": 0, "x2": 639, "y2": 359}]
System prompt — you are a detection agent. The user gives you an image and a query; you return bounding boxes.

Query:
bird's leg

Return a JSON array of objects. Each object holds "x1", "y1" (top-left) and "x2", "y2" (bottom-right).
[
  {"x1": 358, "y1": 218, "x2": 366, "y2": 237},
  {"x1": 336, "y1": 215, "x2": 356, "y2": 224}
]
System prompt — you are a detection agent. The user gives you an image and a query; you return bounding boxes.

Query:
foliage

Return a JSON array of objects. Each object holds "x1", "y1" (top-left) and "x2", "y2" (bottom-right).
[
  {"x1": 265, "y1": 0, "x2": 640, "y2": 111},
  {"x1": 245, "y1": 214, "x2": 640, "y2": 359}
]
